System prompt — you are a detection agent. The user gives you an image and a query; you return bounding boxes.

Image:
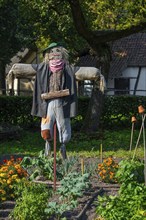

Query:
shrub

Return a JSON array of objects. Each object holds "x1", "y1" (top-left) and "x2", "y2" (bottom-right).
[{"x1": 1, "y1": 95, "x2": 146, "y2": 129}]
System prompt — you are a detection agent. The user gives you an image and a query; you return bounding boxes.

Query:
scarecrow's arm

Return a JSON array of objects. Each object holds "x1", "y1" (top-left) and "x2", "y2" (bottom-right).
[
  {"x1": 75, "y1": 67, "x2": 101, "y2": 81},
  {"x1": 7, "y1": 64, "x2": 37, "y2": 89},
  {"x1": 7, "y1": 63, "x2": 36, "y2": 78},
  {"x1": 75, "y1": 67, "x2": 106, "y2": 92}
]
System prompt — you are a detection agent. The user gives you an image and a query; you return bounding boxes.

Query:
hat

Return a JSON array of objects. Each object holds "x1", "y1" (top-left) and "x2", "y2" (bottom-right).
[{"x1": 43, "y1": 42, "x2": 63, "y2": 53}]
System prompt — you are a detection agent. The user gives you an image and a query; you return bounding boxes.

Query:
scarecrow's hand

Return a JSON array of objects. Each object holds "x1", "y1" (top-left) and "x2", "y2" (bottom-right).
[{"x1": 75, "y1": 67, "x2": 101, "y2": 81}]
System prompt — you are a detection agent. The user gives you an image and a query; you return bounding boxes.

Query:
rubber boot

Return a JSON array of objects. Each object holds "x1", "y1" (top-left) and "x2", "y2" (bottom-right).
[
  {"x1": 60, "y1": 144, "x2": 67, "y2": 160},
  {"x1": 44, "y1": 140, "x2": 51, "y2": 157}
]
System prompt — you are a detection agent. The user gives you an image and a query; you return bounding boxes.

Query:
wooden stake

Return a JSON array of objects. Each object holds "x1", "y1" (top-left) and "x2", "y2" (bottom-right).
[
  {"x1": 81, "y1": 158, "x2": 84, "y2": 175},
  {"x1": 129, "y1": 122, "x2": 134, "y2": 151},
  {"x1": 142, "y1": 114, "x2": 146, "y2": 185},
  {"x1": 129, "y1": 116, "x2": 136, "y2": 151},
  {"x1": 53, "y1": 122, "x2": 57, "y2": 191},
  {"x1": 133, "y1": 114, "x2": 146, "y2": 160},
  {"x1": 100, "y1": 143, "x2": 103, "y2": 163}
]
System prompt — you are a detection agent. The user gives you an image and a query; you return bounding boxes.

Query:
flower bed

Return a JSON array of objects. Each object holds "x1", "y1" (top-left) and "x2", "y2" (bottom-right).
[{"x1": 0, "y1": 156, "x2": 27, "y2": 202}]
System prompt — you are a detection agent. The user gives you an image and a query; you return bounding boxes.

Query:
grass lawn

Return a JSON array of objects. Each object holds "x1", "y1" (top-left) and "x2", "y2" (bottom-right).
[{"x1": 0, "y1": 128, "x2": 145, "y2": 159}]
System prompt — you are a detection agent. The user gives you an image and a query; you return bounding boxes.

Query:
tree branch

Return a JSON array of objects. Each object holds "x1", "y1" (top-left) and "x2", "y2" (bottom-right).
[
  {"x1": 67, "y1": 0, "x2": 93, "y2": 38},
  {"x1": 67, "y1": 0, "x2": 146, "y2": 48},
  {"x1": 93, "y1": 20, "x2": 146, "y2": 43}
]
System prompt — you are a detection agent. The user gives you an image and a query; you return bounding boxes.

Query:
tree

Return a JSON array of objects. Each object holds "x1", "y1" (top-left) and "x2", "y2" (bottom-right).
[
  {"x1": 1, "y1": 0, "x2": 146, "y2": 131},
  {"x1": 0, "y1": 0, "x2": 44, "y2": 94},
  {"x1": 65, "y1": 0, "x2": 146, "y2": 132},
  {"x1": 21, "y1": 0, "x2": 146, "y2": 132}
]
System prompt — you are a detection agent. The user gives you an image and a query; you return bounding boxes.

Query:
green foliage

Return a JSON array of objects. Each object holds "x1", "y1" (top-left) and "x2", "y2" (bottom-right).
[
  {"x1": 1, "y1": 95, "x2": 146, "y2": 129},
  {"x1": 115, "y1": 159, "x2": 144, "y2": 184},
  {"x1": 45, "y1": 201, "x2": 70, "y2": 220},
  {"x1": 21, "y1": 151, "x2": 63, "y2": 181},
  {"x1": 101, "y1": 95, "x2": 146, "y2": 129},
  {"x1": 45, "y1": 172, "x2": 90, "y2": 219},
  {"x1": 21, "y1": 151, "x2": 80, "y2": 181},
  {"x1": 0, "y1": 0, "x2": 39, "y2": 64},
  {"x1": 87, "y1": 0, "x2": 146, "y2": 30},
  {"x1": 1, "y1": 0, "x2": 146, "y2": 65},
  {"x1": 96, "y1": 158, "x2": 146, "y2": 220},
  {"x1": 0, "y1": 96, "x2": 37, "y2": 128},
  {"x1": 57, "y1": 172, "x2": 91, "y2": 200},
  {"x1": 10, "y1": 181, "x2": 52, "y2": 220},
  {"x1": 96, "y1": 182, "x2": 146, "y2": 220}
]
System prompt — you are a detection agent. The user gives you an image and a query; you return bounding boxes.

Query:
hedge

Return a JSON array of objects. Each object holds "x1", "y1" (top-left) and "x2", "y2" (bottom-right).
[{"x1": 0, "y1": 95, "x2": 146, "y2": 130}]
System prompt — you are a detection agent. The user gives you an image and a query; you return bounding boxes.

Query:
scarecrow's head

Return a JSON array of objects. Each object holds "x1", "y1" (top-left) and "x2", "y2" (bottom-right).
[{"x1": 43, "y1": 42, "x2": 69, "y2": 64}]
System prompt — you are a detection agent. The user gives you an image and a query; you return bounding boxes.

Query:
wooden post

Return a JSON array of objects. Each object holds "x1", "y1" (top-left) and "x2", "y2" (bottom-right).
[
  {"x1": 133, "y1": 105, "x2": 146, "y2": 185},
  {"x1": 142, "y1": 114, "x2": 146, "y2": 185},
  {"x1": 100, "y1": 143, "x2": 103, "y2": 163},
  {"x1": 81, "y1": 158, "x2": 84, "y2": 175},
  {"x1": 129, "y1": 116, "x2": 136, "y2": 151},
  {"x1": 53, "y1": 122, "x2": 57, "y2": 191},
  {"x1": 132, "y1": 114, "x2": 146, "y2": 160}
]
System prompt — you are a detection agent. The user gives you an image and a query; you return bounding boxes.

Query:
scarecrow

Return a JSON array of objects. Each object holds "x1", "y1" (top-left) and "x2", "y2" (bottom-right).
[{"x1": 8, "y1": 42, "x2": 105, "y2": 159}]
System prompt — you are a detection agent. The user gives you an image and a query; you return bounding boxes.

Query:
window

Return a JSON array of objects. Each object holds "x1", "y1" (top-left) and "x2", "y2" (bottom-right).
[{"x1": 115, "y1": 78, "x2": 129, "y2": 95}]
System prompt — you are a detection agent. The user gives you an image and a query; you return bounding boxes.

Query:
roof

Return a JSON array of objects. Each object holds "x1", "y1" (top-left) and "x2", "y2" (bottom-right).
[
  {"x1": 109, "y1": 32, "x2": 146, "y2": 78},
  {"x1": 76, "y1": 32, "x2": 146, "y2": 79},
  {"x1": 6, "y1": 48, "x2": 37, "y2": 74}
]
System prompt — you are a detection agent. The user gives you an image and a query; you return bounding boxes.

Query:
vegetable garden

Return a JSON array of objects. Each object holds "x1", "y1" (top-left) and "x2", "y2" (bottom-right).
[{"x1": 0, "y1": 97, "x2": 146, "y2": 219}]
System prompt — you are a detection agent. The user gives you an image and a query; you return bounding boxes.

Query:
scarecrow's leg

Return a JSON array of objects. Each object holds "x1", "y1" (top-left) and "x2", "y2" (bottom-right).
[
  {"x1": 57, "y1": 118, "x2": 71, "y2": 160},
  {"x1": 60, "y1": 144, "x2": 67, "y2": 160},
  {"x1": 41, "y1": 101, "x2": 56, "y2": 156},
  {"x1": 41, "y1": 129, "x2": 52, "y2": 156},
  {"x1": 45, "y1": 140, "x2": 51, "y2": 156}
]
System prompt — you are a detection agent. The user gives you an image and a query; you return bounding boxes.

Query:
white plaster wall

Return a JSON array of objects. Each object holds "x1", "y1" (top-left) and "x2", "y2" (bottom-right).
[
  {"x1": 107, "y1": 67, "x2": 146, "y2": 96},
  {"x1": 106, "y1": 78, "x2": 114, "y2": 95},
  {"x1": 135, "y1": 67, "x2": 146, "y2": 96}
]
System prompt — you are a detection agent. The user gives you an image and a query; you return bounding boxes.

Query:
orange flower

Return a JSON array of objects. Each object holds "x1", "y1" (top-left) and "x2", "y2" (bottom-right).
[
  {"x1": 9, "y1": 170, "x2": 14, "y2": 175},
  {"x1": 97, "y1": 157, "x2": 119, "y2": 183}
]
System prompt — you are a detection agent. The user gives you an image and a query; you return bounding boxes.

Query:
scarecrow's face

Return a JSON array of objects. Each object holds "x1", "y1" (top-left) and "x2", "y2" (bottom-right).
[{"x1": 47, "y1": 46, "x2": 63, "y2": 60}]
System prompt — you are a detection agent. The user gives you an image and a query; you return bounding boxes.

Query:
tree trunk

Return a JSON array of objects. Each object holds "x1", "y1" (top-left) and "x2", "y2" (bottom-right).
[
  {"x1": 81, "y1": 43, "x2": 111, "y2": 132},
  {"x1": 0, "y1": 61, "x2": 6, "y2": 95},
  {"x1": 81, "y1": 88, "x2": 104, "y2": 133}
]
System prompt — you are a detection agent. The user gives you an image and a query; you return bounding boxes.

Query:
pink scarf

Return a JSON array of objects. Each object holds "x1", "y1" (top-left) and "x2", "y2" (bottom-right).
[{"x1": 49, "y1": 59, "x2": 65, "y2": 73}]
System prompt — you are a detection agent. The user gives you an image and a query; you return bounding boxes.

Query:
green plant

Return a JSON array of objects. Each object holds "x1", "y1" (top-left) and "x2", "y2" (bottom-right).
[
  {"x1": 115, "y1": 158, "x2": 144, "y2": 184},
  {"x1": 96, "y1": 182, "x2": 146, "y2": 220},
  {"x1": 0, "y1": 156, "x2": 27, "y2": 202},
  {"x1": 97, "y1": 157, "x2": 119, "y2": 183},
  {"x1": 57, "y1": 156, "x2": 79, "y2": 176},
  {"x1": 21, "y1": 151, "x2": 63, "y2": 181},
  {"x1": 45, "y1": 202, "x2": 73, "y2": 220},
  {"x1": 10, "y1": 182, "x2": 52, "y2": 220},
  {"x1": 45, "y1": 172, "x2": 91, "y2": 219},
  {"x1": 96, "y1": 158, "x2": 146, "y2": 220},
  {"x1": 58, "y1": 172, "x2": 90, "y2": 200}
]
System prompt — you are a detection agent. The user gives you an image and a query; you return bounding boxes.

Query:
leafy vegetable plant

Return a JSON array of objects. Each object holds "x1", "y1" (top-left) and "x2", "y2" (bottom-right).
[{"x1": 45, "y1": 172, "x2": 91, "y2": 219}]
